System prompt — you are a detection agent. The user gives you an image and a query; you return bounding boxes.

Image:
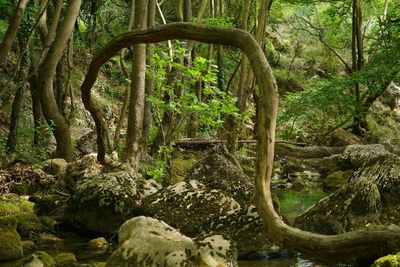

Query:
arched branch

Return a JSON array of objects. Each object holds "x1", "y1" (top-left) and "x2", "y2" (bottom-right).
[{"x1": 80, "y1": 22, "x2": 400, "y2": 262}]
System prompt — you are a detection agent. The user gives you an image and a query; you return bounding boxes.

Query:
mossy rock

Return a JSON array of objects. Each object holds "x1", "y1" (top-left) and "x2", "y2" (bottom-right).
[
  {"x1": 88, "y1": 237, "x2": 109, "y2": 250},
  {"x1": 30, "y1": 194, "x2": 65, "y2": 217},
  {"x1": 0, "y1": 216, "x2": 23, "y2": 262},
  {"x1": 0, "y1": 193, "x2": 34, "y2": 216},
  {"x1": 53, "y1": 253, "x2": 78, "y2": 267},
  {"x1": 14, "y1": 212, "x2": 46, "y2": 239},
  {"x1": 185, "y1": 154, "x2": 253, "y2": 205},
  {"x1": 292, "y1": 178, "x2": 308, "y2": 191},
  {"x1": 21, "y1": 240, "x2": 36, "y2": 255},
  {"x1": 65, "y1": 169, "x2": 160, "y2": 234},
  {"x1": 15, "y1": 251, "x2": 56, "y2": 267},
  {"x1": 323, "y1": 170, "x2": 353, "y2": 192},
  {"x1": 371, "y1": 252, "x2": 400, "y2": 267},
  {"x1": 170, "y1": 157, "x2": 196, "y2": 184}
]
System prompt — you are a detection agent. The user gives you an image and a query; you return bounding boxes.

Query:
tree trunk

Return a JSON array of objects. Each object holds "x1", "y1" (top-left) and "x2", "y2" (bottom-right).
[
  {"x1": 80, "y1": 23, "x2": 400, "y2": 262},
  {"x1": 6, "y1": 86, "x2": 24, "y2": 152},
  {"x1": 55, "y1": 55, "x2": 66, "y2": 115},
  {"x1": 0, "y1": 0, "x2": 29, "y2": 63},
  {"x1": 123, "y1": 0, "x2": 148, "y2": 166},
  {"x1": 352, "y1": 0, "x2": 366, "y2": 135},
  {"x1": 113, "y1": 0, "x2": 135, "y2": 148},
  {"x1": 225, "y1": 0, "x2": 251, "y2": 153},
  {"x1": 142, "y1": 0, "x2": 157, "y2": 149},
  {"x1": 38, "y1": 0, "x2": 82, "y2": 162}
]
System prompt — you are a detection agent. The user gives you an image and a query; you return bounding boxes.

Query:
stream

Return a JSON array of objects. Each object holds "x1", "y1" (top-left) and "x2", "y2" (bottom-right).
[{"x1": 1, "y1": 188, "x2": 353, "y2": 267}]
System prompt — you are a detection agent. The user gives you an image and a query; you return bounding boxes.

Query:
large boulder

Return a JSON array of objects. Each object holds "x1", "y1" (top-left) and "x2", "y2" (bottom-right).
[
  {"x1": 294, "y1": 155, "x2": 400, "y2": 234},
  {"x1": 141, "y1": 181, "x2": 271, "y2": 257},
  {"x1": 341, "y1": 144, "x2": 392, "y2": 169},
  {"x1": 63, "y1": 153, "x2": 104, "y2": 191},
  {"x1": 185, "y1": 154, "x2": 253, "y2": 205},
  {"x1": 65, "y1": 167, "x2": 160, "y2": 234},
  {"x1": 201, "y1": 204, "x2": 273, "y2": 258},
  {"x1": 106, "y1": 216, "x2": 238, "y2": 267},
  {"x1": 141, "y1": 180, "x2": 240, "y2": 236},
  {"x1": 15, "y1": 251, "x2": 56, "y2": 267}
]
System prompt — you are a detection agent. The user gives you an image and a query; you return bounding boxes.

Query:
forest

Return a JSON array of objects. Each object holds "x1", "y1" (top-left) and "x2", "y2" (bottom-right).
[{"x1": 0, "y1": 0, "x2": 400, "y2": 266}]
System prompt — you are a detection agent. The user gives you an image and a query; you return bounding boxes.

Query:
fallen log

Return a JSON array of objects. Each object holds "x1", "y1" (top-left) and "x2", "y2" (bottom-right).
[{"x1": 174, "y1": 139, "x2": 344, "y2": 158}]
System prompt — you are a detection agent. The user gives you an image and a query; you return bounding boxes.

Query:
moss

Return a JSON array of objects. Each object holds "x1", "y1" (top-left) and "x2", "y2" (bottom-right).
[
  {"x1": 15, "y1": 251, "x2": 56, "y2": 267},
  {"x1": 53, "y1": 253, "x2": 78, "y2": 267},
  {"x1": 21, "y1": 240, "x2": 36, "y2": 255},
  {"x1": 31, "y1": 194, "x2": 62, "y2": 216},
  {"x1": 15, "y1": 212, "x2": 46, "y2": 239},
  {"x1": 371, "y1": 253, "x2": 400, "y2": 267},
  {"x1": 323, "y1": 171, "x2": 352, "y2": 192},
  {"x1": 170, "y1": 157, "x2": 196, "y2": 183},
  {"x1": 0, "y1": 193, "x2": 34, "y2": 216},
  {"x1": 0, "y1": 216, "x2": 23, "y2": 261},
  {"x1": 41, "y1": 216, "x2": 58, "y2": 229}
]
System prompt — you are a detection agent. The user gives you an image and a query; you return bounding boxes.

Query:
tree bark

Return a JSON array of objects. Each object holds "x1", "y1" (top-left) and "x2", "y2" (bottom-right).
[
  {"x1": 6, "y1": 86, "x2": 24, "y2": 152},
  {"x1": 38, "y1": 0, "x2": 82, "y2": 162},
  {"x1": 113, "y1": 0, "x2": 136, "y2": 148},
  {"x1": 142, "y1": 0, "x2": 157, "y2": 148},
  {"x1": 0, "y1": 0, "x2": 29, "y2": 63},
  {"x1": 123, "y1": 0, "x2": 148, "y2": 165},
  {"x1": 80, "y1": 23, "x2": 400, "y2": 261}
]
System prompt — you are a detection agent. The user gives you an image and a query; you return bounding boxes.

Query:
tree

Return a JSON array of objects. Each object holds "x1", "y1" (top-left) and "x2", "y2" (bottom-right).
[
  {"x1": 37, "y1": 0, "x2": 82, "y2": 162},
  {"x1": 122, "y1": 0, "x2": 148, "y2": 166},
  {"x1": 0, "y1": 0, "x2": 29, "y2": 64},
  {"x1": 81, "y1": 22, "x2": 400, "y2": 262}
]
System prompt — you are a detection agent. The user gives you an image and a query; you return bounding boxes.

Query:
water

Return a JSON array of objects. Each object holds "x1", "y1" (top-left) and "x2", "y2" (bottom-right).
[
  {"x1": 277, "y1": 188, "x2": 327, "y2": 219},
  {"x1": 239, "y1": 188, "x2": 334, "y2": 267}
]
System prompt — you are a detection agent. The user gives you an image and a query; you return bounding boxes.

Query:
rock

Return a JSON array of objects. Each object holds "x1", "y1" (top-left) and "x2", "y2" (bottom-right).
[
  {"x1": 64, "y1": 154, "x2": 103, "y2": 191},
  {"x1": 14, "y1": 212, "x2": 46, "y2": 239},
  {"x1": 37, "y1": 233, "x2": 63, "y2": 246},
  {"x1": 294, "y1": 155, "x2": 400, "y2": 234},
  {"x1": 30, "y1": 194, "x2": 65, "y2": 219},
  {"x1": 15, "y1": 251, "x2": 56, "y2": 267},
  {"x1": 106, "y1": 216, "x2": 238, "y2": 267},
  {"x1": 373, "y1": 82, "x2": 400, "y2": 114},
  {"x1": 42, "y1": 158, "x2": 68, "y2": 178},
  {"x1": 328, "y1": 128, "x2": 361, "y2": 146},
  {"x1": 0, "y1": 193, "x2": 34, "y2": 216},
  {"x1": 292, "y1": 178, "x2": 308, "y2": 191},
  {"x1": 201, "y1": 204, "x2": 273, "y2": 258},
  {"x1": 371, "y1": 252, "x2": 400, "y2": 267},
  {"x1": 88, "y1": 237, "x2": 109, "y2": 251},
  {"x1": 0, "y1": 216, "x2": 23, "y2": 262},
  {"x1": 141, "y1": 181, "x2": 271, "y2": 257},
  {"x1": 141, "y1": 180, "x2": 240, "y2": 236},
  {"x1": 21, "y1": 240, "x2": 36, "y2": 255},
  {"x1": 185, "y1": 154, "x2": 253, "y2": 205},
  {"x1": 65, "y1": 168, "x2": 160, "y2": 234},
  {"x1": 76, "y1": 130, "x2": 97, "y2": 157},
  {"x1": 170, "y1": 157, "x2": 196, "y2": 184},
  {"x1": 53, "y1": 253, "x2": 78, "y2": 267},
  {"x1": 323, "y1": 170, "x2": 353, "y2": 192},
  {"x1": 342, "y1": 144, "x2": 392, "y2": 169}
]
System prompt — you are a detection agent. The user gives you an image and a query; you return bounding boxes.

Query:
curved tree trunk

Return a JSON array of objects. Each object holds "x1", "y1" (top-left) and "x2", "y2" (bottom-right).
[
  {"x1": 38, "y1": 0, "x2": 82, "y2": 162},
  {"x1": 0, "y1": 0, "x2": 29, "y2": 63},
  {"x1": 80, "y1": 23, "x2": 400, "y2": 262}
]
